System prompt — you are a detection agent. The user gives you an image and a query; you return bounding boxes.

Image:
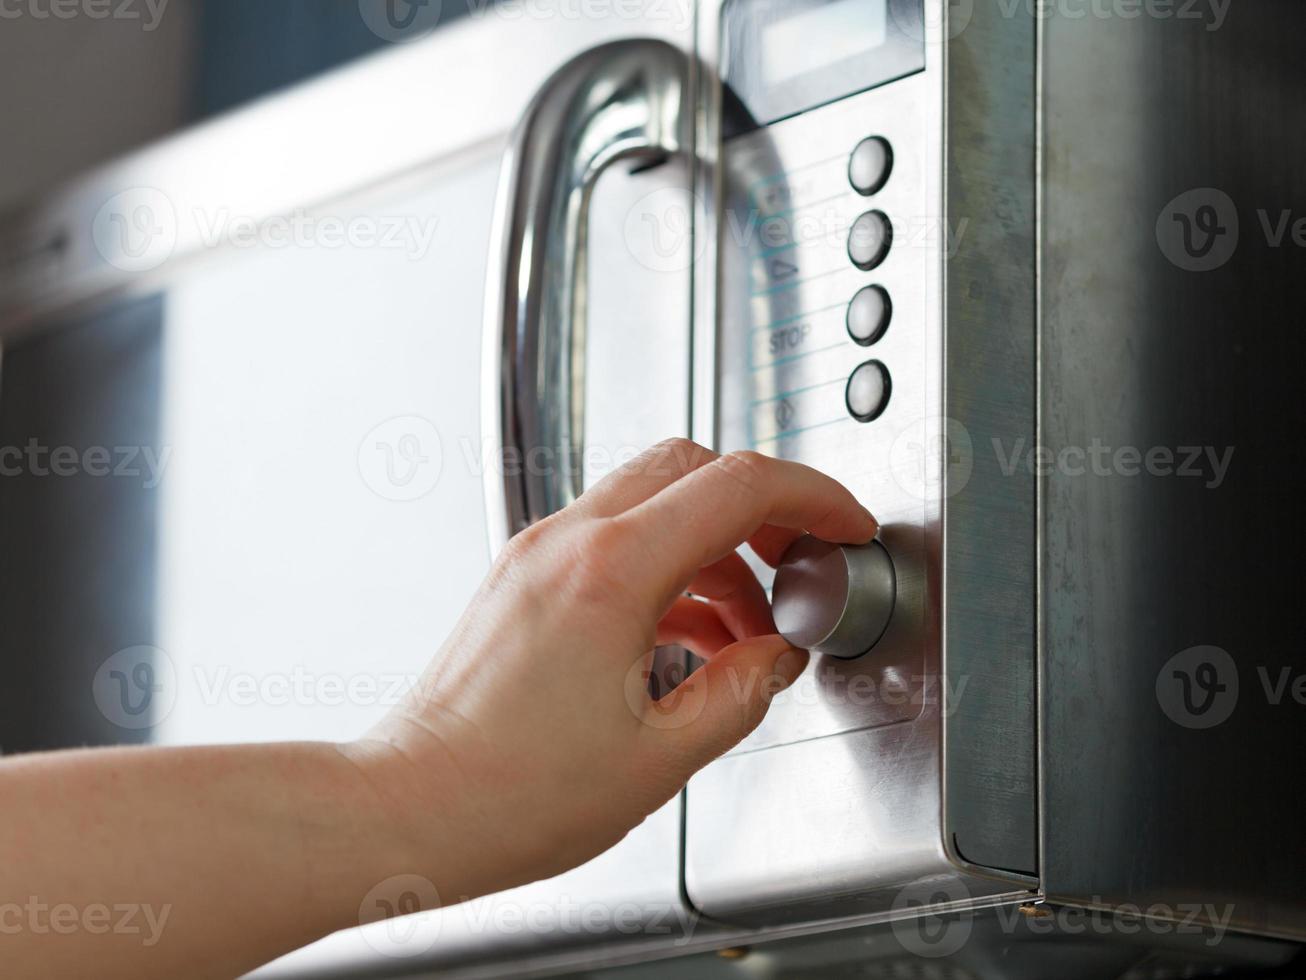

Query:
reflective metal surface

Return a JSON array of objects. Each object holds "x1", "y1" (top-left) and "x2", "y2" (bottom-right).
[
  {"x1": 709, "y1": 63, "x2": 938, "y2": 753},
  {"x1": 939, "y1": 0, "x2": 1039, "y2": 879},
  {"x1": 568, "y1": 906, "x2": 1299, "y2": 980},
  {"x1": 1039, "y1": 0, "x2": 1306, "y2": 941},
  {"x1": 772, "y1": 537, "x2": 896, "y2": 659},
  {"x1": 3, "y1": 0, "x2": 1305, "y2": 974},
  {"x1": 482, "y1": 39, "x2": 693, "y2": 548},
  {"x1": 684, "y1": 0, "x2": 1039, "y2": 924}
]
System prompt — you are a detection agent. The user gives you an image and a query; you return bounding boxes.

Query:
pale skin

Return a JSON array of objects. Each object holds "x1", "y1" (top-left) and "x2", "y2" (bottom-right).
[{"x1": 0, "y1": 439, "x2": 878, "y2": 979}]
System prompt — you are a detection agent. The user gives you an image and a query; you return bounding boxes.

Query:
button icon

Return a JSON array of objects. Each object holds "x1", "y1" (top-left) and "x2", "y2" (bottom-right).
[
  {"x1": 848, "y1": 136, "x2": 894, "y2": 196},
  {"x1": 846, "y1": 285, "x2": 892, "y2": 346},
  {"x1": 847, "y1": 210, "x2": 893, "y2": 271},
  {"x1": 846, "y1": 360, "x2": 891, "y2": 423}
]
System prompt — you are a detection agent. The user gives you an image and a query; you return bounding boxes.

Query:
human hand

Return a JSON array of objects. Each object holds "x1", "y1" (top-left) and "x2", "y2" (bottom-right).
[
  {"x1": 352, "y1": 438, "x2": 878, "y2": 904},
  {"x1": 0, "y1": 439, "x2": 876, "y2": 979}
]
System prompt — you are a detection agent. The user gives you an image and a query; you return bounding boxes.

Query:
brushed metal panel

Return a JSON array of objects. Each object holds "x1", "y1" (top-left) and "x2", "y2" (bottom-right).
[
  {"x1": 713, "y1": 72, "x2": 937, "y2": 752},
  {"x1": 685, "y1": 0, "x2": 1041, "y2": 923},
  {"x1": 940, "y1": 0, "x2": 1039, "y2": 877},
  {"x1": 688, "y1": 719, "x2": 948, "y2": 923},
  {"x1": 686, "y1": 34, "x2": 951, "y2": 920},
  {"x1": 1040, "y1": 0, "x2": 1306, "y2": 940},
  {"x1": 686, "y1": 0, "x2": 1039, "y2": 923},
  {"x1": 570, "y1": 907, "x2": 1300, "y2": 980}
]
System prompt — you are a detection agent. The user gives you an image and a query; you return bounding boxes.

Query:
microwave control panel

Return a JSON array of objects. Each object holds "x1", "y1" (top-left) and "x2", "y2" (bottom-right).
[{"x1": 715, "y1": 0, "x2": 939, "y2": 752}]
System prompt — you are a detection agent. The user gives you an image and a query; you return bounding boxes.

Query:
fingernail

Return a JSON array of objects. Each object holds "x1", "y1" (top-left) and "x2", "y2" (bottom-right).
[
  {"x1": 772, "y1": 648, "x2": 809, "y2": 689},
  {"x1": 860, "y1": 506, "x2": 879, "y2": 536}
]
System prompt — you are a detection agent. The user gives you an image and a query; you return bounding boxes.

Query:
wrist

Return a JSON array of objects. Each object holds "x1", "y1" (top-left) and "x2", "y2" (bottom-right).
[
  {"x1": 270, "y1": 740, "x2": 442, "y2": 937},
  {"x1": 331, "y1": 727, "x2": 483, "y2": 914}
]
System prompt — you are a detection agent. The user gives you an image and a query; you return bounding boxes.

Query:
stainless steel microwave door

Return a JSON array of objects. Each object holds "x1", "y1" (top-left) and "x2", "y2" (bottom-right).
[
  {"x1": 684, "y1": 0, "x2": 1039, "y2": 927},
  {"x1": 0, "y1": 10, "x2": 701, "y2": 977}
]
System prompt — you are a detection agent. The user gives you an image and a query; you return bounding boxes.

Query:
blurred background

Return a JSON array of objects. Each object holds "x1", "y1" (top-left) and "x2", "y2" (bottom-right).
[
  {"x1": 4, "y1": 4, "x2": 1305, "y2": 976},
  {"x1": 0, "y1": 0, "x2": 489, "y2": 214}
]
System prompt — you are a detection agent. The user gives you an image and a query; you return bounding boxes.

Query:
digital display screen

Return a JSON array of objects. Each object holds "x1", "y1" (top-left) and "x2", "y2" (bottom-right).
[
  {"x1": 722, "y1": 0, "x2": 925, "y2": 132},
  {"x1": 761, "y1": 0, "x2": 888, "y2": 86}
]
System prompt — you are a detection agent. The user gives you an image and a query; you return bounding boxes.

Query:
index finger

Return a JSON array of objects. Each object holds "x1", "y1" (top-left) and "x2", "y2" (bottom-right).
[{"x1": 614, "y1": 451, "x2": 877, "y2": 608}]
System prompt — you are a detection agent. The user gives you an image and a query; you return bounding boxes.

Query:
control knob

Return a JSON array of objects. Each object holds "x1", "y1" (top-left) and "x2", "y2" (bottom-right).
[{"x1": 771, "y1": 535, "x2": 896, "y2": 659}]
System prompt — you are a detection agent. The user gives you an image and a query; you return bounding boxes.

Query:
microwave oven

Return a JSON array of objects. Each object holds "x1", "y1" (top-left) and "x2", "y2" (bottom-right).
[{"x1": 1, "y1": 1, "x2": 1302, "y2": 977}]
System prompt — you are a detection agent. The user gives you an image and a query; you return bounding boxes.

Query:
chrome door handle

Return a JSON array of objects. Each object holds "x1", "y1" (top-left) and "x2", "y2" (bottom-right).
[{"x1": 482, "y1": 39, "x2": 692, "y2": 552}]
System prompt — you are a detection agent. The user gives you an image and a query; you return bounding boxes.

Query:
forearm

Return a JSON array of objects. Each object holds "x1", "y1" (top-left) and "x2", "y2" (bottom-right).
[
  {"x1": 0, "y1": 741, "x2": 417, "y2": 979},
  {"x1": 0, "y1": 442, "x2": 867, "y2": 978}
]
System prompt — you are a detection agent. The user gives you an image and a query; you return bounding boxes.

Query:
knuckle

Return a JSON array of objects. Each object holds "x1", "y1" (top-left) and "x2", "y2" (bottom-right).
[
  {"x1": 577, "y1": 518, "x2": 631, "y2": 561},
  {"x1": 654, "y1": 436, "x2": 697, "y2": 456},
  {"x1": 564, "y1": 519, "x2": 636, "y2": 600},
  {"x1": 645, "y1": 437, "x2": 708, "y2": 479},
  {"x1": 715, "y1": 450, "x2": 769, "y2": 492},
  {"x1": 501, "y1": 518, "x2": 550, "y2": 561},
  {"x1": 487, "y1": 519, "x2": 556, "y2": 595},
  {"x1": 727, "y1": 661, "x2": 775, "y2": 727}
]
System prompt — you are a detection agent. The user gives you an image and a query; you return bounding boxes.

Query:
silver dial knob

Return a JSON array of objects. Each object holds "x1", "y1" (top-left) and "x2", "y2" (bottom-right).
[{"x1": 771, "y1": 536, "x2": 896, "y2": 660}]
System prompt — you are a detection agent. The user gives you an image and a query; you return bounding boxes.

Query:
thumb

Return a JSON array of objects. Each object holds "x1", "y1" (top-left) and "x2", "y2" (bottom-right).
[{"x1": 651, "y1": 634, "x2": 808, "y2": 770}]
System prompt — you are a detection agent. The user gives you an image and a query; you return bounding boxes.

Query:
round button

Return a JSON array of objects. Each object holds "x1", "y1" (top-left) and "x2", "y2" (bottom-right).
[
  {"x1": 847, "y1": 210, "x2": 892, "y2": 270},
  {"x1": 846, "y1": 285, "x2": 892, "y2": 346},
  {"x1": 848, "y1": 136, "x2": 894, "y2": 196},
  {"x1": 846, "y1": 360, "x2": 891, "y2": 422},
  {"x1": 772, "y1": 536, "x2": 897, "y2": 659}
]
